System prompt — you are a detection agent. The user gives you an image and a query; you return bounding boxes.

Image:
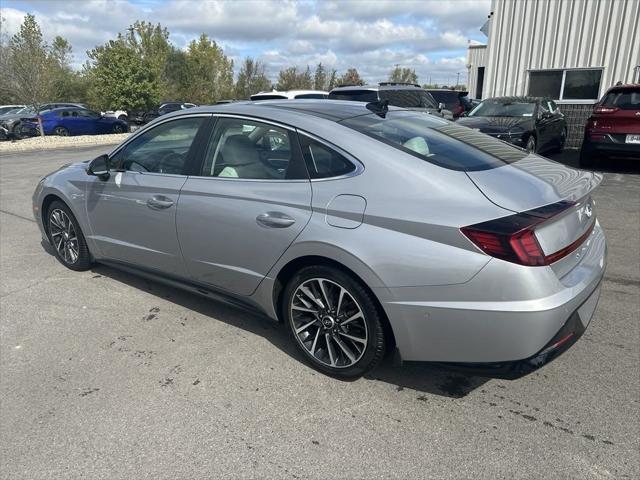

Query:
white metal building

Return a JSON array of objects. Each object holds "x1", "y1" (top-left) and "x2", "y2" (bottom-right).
[{"x1": 466, "y1": 0, "x2": 640, "y2": 146}]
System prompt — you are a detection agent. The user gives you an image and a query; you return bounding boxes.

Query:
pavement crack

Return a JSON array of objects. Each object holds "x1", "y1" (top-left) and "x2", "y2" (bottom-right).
[{"x1": 0, "y1": 209, "x2": 36, "y2": 223}]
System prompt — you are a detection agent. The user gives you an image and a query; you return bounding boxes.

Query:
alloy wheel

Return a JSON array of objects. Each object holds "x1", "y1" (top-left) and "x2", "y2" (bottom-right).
[
  {"x1": 49, "y1": 208, "x2": 79, "y2": 264},
  {"x1": 289, "y1": 277, "x2": 368, "y2": 368},
  {"x1": 54, "y1": 126, "x2": 69, "y2": 136}
]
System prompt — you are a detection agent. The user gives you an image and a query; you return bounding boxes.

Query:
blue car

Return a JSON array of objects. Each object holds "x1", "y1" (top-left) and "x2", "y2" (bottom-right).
[{"x1": 22, "y1": 107, "x2": 128, "y2": 136}]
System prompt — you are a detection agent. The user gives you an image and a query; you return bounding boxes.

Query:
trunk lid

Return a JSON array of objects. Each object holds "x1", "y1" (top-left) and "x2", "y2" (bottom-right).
[{"x1": 466, "y1": 155, "x2": 602, "y2": 270}]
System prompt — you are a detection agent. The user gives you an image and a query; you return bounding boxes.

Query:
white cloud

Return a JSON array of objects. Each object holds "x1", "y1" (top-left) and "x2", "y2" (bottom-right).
[{"x1": 1, "y1": 0, "x2": 488, "y2": 84}]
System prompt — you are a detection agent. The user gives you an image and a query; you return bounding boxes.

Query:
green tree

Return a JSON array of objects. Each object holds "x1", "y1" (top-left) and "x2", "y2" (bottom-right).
[
  {"x1": 235, "y1": 57, "x2": 271, "y2": 99},
  {"x1": 389, "y1": 66, "x2": 418, "y2": 84},
  {"x1": 327, "y1": 69, "x2": 338, "y2": 90},
  {"x1": 337, "y1": 68, "x2": 365, "y2": 86},
  {"x1": 86, "y1": 36, "x2": 158, "y2": 111},
  {"x1": 276, "y1": 66, "x2": 313, "y2": 90},
  {"x1": 184, "y1": 34, "x2": 234, "y2": 103},
  {"x1": 4, "y1": 14, "x2": 53, "y2": 134},
  {"x1": 313, "y1": 63, "x2": 327, "y2": 91}
]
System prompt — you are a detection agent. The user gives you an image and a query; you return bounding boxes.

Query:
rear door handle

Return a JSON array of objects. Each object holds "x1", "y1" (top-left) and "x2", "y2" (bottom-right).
[
  {"x1": 147, "y1": 195, "x2": 174, "y2": 210},
  {"x1": 256, "y1": 211, "x2": 296, "y2": 228}
]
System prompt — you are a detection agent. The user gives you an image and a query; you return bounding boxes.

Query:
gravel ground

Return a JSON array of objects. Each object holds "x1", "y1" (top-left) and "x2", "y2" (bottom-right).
[
  {"x1": 0, "y1": 146, "x2": 638, "y2": 479},
  {"x1": 0, "y1": 133, "x2": 129, "y2": 153}
]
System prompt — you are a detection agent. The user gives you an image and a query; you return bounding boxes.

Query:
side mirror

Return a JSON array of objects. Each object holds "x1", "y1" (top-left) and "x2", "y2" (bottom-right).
[
  {"x1": 438, "y1": 102, "x2": 446, "y2": 111},
  {"x1": 87, "y1": 154, "x2": 110, "y2": 180}
]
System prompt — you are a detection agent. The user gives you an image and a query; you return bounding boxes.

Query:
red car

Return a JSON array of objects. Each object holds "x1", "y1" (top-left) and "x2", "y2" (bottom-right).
[{"x1": 580, "y1": 83, "x2": 640, "y2": 166}]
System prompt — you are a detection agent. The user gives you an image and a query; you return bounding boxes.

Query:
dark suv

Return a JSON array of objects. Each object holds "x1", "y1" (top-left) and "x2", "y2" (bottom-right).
[
  {"x1": 425, "y1": 89, "x2": 473, "y2": 118},
  {"x1": 580, "y1": 84, "x2": 640, "y2": 166},
  {"x1": 329, "y1": 83, "x2": 454, "y2": 120}
]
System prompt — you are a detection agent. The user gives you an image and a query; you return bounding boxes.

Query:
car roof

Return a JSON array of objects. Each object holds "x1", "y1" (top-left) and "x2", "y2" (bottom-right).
[
  {"x1": 330, "y1": 84, "x2": 424, "y2": 92},
  {"x1": 167, "y1": 99, "x2": 405, "y2": 122},
  {"x1": 252, "y1": 90, "x2": 328, "y2": 99},
  {"x1": 605, "y1": 83, "x2": 640, "y2": 91}
]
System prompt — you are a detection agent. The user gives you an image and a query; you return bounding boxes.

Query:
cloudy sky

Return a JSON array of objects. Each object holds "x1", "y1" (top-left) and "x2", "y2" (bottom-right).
[{"x1": 1, "y1": 0, "x2": 490, "y2": 85}]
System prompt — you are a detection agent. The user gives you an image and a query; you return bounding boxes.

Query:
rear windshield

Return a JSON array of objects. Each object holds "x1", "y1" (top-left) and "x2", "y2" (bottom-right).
[
  {"x1": 379, "y1": 90, "x2": 438, "y2": 109},
  {"x1": 340, "y1": 111, "x2": 527, "y2": 171},
  {"x1": 294, "y1": 93, "x2": 327, "y2": 99},
  {"x1": 328, "y1": 90, "x2": 378, "y2": 103},
  {"x1": 251, "y1": 94, "x2": 288, "y2": 100},
  {"x1": 429, "y1": 91, "x2": 461, "y2": 107},
  {"x1": 601, "y1": 88, "x2": 640, "y2": 110}
]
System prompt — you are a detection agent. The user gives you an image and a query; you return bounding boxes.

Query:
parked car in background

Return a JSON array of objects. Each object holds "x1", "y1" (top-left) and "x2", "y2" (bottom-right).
[
  {"x1": 329, "y1": 83, "x2": 454, "y2": 120},
  {"x1": 456, "y1": 96, "x2": 567, "y2": 154},
  {"x1": 0, "y1": 105, "x2": 26, "y2": 115},
  {"x1": 1, "y1": 103, "x2": 88, "y2": 138},
  {"x1": 128, "y1": 102, "x2": 197, "y2": 125},
  {"x1": 20, "y1": 107, "x2": 128, "y2": 136},
  {"x1": 33, "y1": 100, "x2": 605, "y2": 379},
  {"x1": 425, "y1": 89, "x2": 472, "y2": 118},
  {"x1": 103, "y1": 109, "x2": 128, "y2": 121},
  {"x1": 251, "y1": 90, "x2": 329, "y2": 100},
  {"x1": 580, "y1": 83, "x2": 640, "y2": 167}
]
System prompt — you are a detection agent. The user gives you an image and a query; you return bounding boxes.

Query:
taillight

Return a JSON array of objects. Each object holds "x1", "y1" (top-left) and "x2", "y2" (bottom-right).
[
  {"x1": 593, "y1": 106, "x2": 619, "y2": 114},
  {"x1": 461, "y1": 201, "x2": 594, "y2": 267}
]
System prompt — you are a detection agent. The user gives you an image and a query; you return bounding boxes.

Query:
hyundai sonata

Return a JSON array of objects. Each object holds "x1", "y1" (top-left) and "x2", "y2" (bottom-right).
[{"x1": 32, "y1": 100, "x2": 606, "y2": 379}]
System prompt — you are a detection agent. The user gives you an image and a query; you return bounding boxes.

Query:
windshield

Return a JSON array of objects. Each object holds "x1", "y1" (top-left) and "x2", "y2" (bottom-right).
[
  {"x1": 340, "y1": 111, "x2": 526, "y2": 171},
  {"x1": 469, "y1": 100, "x2": 536, "y2": 117},
  {"x1": 379, "y1": 90, "x2": 438, "y2": 109},
  {"x1": 10, "y1": 107, "x2": 35, "y2": 115}
]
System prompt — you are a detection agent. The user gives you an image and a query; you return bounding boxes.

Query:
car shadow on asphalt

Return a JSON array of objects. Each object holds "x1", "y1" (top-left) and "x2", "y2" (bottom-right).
[{"x1": 78, "y1": 262, "x2": 489, "y2": 399}]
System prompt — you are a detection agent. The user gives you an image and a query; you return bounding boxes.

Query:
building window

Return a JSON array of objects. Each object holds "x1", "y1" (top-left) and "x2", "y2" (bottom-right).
[{"x1": 528, "y1": 69, "x2": 602, "y2": 101}]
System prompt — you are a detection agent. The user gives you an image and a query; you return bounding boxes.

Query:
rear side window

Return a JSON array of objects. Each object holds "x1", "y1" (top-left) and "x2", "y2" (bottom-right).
[
  {"x1": 294, "y1": 93, "x2": 327, "y2": 99},
  {"x1": 340, "y1": 111, "x2": 527, "y2": 171},
  {"x1": 299, "y1": 135, "x2": 356, "y2": 179},
  {"x1": 328, "y1": 90, "x2": 378, "y2": 103},
  {"x1": 601, "y1": 88, "x2": 640, "y2": 110},
  {"x1": 251, "y1": 94, "x2": 288, "y2": 100},
  {"x1": 429, "y1": 91, "x2": 461, "y2": 109}
]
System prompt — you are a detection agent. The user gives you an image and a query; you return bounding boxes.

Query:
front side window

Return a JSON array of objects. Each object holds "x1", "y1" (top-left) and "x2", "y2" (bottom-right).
[
  {"x1": 201, "y1": 117, "x2": 305, "y2": 180},
  {"x1": 299, "y1": 136, "x2": 356, "y2": 179},
  {"x1": 114, "y1": 117, "x2": 204, "y2": 174},
  {"x1": 340, "y1": 111, "x2": 527, "y2": 171},
  {"x1": 528, "y1": 69, "x2": 602, "y2": 100}
]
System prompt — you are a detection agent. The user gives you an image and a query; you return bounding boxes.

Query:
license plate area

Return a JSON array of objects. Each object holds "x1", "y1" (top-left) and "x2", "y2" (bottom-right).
[{"x1": 626, "y1": 134, "x2": 640, "y2": 144}]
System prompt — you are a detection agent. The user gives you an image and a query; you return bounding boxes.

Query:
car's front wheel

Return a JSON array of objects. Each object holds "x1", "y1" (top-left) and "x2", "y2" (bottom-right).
[
  {"x1": 525, "y1": 135, "x2": 537, "y2": 153},
  {"x1": 283, "y1": 265, "x2": 385, "y2": 378},
  {"x1": 54, "y1": 126, "x2": 69, "y2": 136},
  {"x1": 112, "y1": 123, "x2": 126, "y2": 134},
  {"x1": 47, "y1": 200, "x2": 92, "y2": 271}
]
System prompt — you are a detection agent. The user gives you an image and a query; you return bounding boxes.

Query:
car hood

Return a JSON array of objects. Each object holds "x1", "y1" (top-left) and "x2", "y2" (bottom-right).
[
  {"x1": 456, "y1": 116, "x2": 534, "y2": 134},
  {"x1": 467, "y1": 155, "x2": 602, "y2": 213},
  {"x1": 0, "y1": 112, "x2": 33, "y2": 122}
]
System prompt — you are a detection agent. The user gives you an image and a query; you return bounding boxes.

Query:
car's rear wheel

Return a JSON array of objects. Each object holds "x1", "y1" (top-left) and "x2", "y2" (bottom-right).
[
  {"x1": 112, "y1": 123, "x2": 125, "y2": 134},
  {"x1": 282, "y1": 265, "x2": 385, "y2": 378},
  {"x1": 525, "y1": 135, "x2": 537, "y2": 153},
  {"x1": 47, "y1": 201, "x2": 92, "y2": 271},
  {"x1": 54, "y1": 126, "x2": 69, "y2": 136}
]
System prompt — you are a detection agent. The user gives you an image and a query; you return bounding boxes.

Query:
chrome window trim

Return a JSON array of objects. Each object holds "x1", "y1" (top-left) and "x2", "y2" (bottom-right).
[{"x1": 296, "y1": 130, "x2": 365, "y2": 182}]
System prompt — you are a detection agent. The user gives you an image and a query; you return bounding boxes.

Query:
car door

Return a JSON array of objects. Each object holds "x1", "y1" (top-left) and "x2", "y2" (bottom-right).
[
  {"x1": 177, "y1": 115, "x2": 312, "y2": 296},
  {"x1": 85, "y1": 115, "x2": 210, "y2": 277}
]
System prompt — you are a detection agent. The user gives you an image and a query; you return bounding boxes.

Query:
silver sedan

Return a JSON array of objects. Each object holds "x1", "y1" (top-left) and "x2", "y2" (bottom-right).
[{"x1": 32, "y1": 100, "x2": 606, "y2": 379}]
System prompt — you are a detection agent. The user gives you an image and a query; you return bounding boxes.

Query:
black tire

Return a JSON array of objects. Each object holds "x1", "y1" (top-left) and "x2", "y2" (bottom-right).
[
  {"x1": 112, "y1": 123, "x2": 126, "y2": 134},
  {"x1": 54, "y1": 126, "x2": 69, "y2": 137},
  {"x1": 525, "y1": 135, "x2": 537, "y2": 153},
  {"x1": 579, "y1": 147, "x2": 598, "y2": 168},
  {"x1": 117, "y1": 114, "x2": 127, "y2": 121},
  {"x1": 46, "y1": 200, "x2": 92, "y2": 271},
  {"x1": 282, "y1": 265, "x2": 385, "y2": 378}
]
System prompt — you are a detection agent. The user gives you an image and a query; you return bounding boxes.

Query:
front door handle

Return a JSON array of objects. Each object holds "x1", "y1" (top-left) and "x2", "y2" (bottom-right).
[
  {"x1": 256, "y1": 211, "x2": 296, "y2": 228},
  {"x1": 147, "y1": 195, "x2": 174, "y2": 210}
]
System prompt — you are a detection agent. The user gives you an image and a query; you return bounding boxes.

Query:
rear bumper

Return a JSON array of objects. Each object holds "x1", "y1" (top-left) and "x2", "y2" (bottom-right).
[
  {"x1": 582, "y1": 137, "x2": 640, "y2": 158},
  {"x1": 431, "y1": 283, "x2": 601, "y2": 379},
  {"x1": 376, "y1": 222, "x2": 606, "y2": 369}
]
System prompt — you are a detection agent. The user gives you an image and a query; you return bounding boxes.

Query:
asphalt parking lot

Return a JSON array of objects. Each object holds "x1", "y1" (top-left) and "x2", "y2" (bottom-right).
[{"x1": 1, "y1": 145, "x2": 638, "y2": 479}]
